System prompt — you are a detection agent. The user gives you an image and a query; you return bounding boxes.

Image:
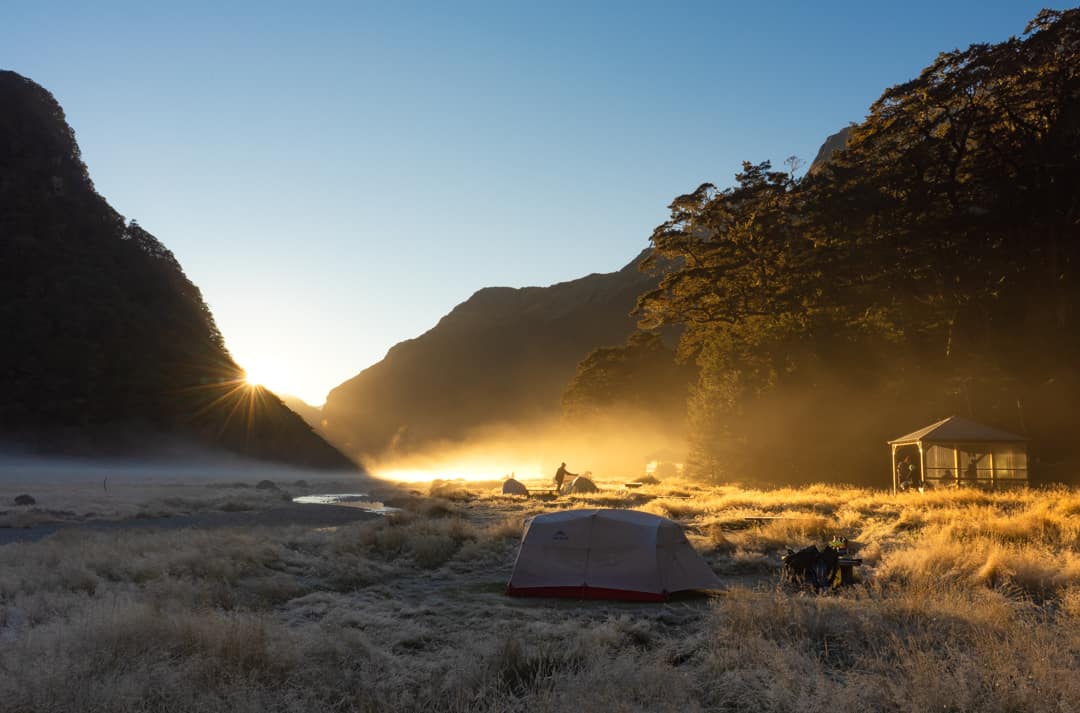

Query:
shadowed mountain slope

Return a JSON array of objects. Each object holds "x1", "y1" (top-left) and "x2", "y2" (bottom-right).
[
  {"x1": 0, "y1": 70, "x2": 354, "y2": 469},
  {"x1": 321, "y1": 254, "x2": 659, "y2": 459},
  {"x1": 280, "y1": 395, "x2": 325, "y2": 432}
]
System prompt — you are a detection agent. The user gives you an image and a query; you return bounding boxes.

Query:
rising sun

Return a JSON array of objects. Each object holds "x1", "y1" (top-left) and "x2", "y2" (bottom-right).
[
  {"x1": 239, "y1": 362, "x2": 294, "y2": 396},
  {"x1": 236, "y1": 358, "x2": 318, "y2": 401},
  {"x1": 243, "y1": 369, "x2": 267, "y2": 388}
]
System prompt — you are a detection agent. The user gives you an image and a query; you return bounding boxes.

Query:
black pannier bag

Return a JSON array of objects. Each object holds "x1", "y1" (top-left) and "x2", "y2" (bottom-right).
[{"x1": 782, "y1": 545, "x2": 840, "y2": 589}]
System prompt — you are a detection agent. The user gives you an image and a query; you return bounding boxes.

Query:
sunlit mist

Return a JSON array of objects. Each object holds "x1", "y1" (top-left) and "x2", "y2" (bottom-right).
[
  {"x1": 364, "y1": 412, "x2": 688, "y2": 485},
  {"x1": 374, "y1": 463, "x2": 543, "y2": 484}
]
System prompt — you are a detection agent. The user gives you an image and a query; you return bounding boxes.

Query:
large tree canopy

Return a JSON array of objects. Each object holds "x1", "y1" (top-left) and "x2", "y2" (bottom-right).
[{"x1": 614, "y1": 9, "x2": 1080, "y2": 484}]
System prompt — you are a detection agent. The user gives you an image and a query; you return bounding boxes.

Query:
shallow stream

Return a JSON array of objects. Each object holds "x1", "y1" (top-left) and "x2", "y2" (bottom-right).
[{"x1": 292, "y1": 493, "x2": 401, "y2": 514}]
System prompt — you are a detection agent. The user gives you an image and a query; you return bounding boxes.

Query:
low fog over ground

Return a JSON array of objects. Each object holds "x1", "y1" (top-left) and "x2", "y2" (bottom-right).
[
  {"x1": 0, "y1": 454, "x2": 391, "y2": 545},
  {"x1": 0, "y1": 451, "x2": 364, "y2": 486}
]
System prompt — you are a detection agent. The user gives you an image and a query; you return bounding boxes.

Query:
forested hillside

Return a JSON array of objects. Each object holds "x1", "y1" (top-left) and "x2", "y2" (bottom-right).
[
  {"x1": 0, "y1": 70, "x2": 354, "y2": 469},
  {"x1": 599, "y1": 9, "x2": 1080, "y2": 484}
]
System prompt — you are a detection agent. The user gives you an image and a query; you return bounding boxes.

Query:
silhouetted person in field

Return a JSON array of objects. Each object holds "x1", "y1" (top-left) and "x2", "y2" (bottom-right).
[{"x1": 554, "y1": 462, "x2": 576, "y2": 493}]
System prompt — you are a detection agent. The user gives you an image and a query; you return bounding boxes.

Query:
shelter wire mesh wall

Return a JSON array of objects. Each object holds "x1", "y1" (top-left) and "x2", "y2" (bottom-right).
[{"x1": 924, "y1": 444, "x2": 1027, "y2": 486}]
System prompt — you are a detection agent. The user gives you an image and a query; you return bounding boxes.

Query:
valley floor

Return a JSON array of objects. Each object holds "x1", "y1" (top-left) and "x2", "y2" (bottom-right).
[{"x1": 2, "y1": 476, "x2": 1079, "y2": 712}]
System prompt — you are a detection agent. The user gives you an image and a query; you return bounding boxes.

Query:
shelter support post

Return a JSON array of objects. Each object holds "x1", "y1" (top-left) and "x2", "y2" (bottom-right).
[
  {"x1": 918, "y1": 444, "x2": 925, "y2": 491},
  {"x1": 953, "y1": 446, "x2": 960, "y2": 486},
  {"x1": 891, "y1": 444, "x2": 897, "y2": 493}
]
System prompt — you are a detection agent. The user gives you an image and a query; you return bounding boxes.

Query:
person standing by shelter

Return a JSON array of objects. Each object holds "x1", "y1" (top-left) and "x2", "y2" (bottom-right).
[
  {"x1": 553, "y1": 462, "x2": 576, "y2": 493},
  {"x1": 964, "y1": 457, "x2": 979, "y2": 485},
  {"x1": 897, "y1": 454, "x2": 917, "y2": 491}
]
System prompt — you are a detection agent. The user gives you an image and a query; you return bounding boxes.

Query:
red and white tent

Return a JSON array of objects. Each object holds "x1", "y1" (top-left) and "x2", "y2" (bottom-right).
[{"x1": 506, "y1": 509, "x2": 721, "y2": 601}]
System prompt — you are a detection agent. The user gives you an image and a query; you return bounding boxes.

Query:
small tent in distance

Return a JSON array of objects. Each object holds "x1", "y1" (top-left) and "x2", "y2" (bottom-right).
[
  {"x1": 501, "y1": 478, "x2": 528, "y2": 496},
  {"x1": 566, "y1": 475, "x2": 598, "y2": 494},
  {"x1": 889, "y1": 416, "x2": 1028, "y2": 491},
  {"x1": 507, "y1": 509, "x2": 721, "y2": 601}
]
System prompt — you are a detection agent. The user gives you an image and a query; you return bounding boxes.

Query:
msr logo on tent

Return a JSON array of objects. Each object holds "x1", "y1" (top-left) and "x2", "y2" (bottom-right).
[{"x1": 552, "y1": 530, "x2": 568, "y2": 541}]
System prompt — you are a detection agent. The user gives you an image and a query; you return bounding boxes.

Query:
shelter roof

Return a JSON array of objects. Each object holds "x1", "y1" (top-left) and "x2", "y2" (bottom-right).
[{"x1": 889, "y1": 416, "x2": 1027, "y2": 445}]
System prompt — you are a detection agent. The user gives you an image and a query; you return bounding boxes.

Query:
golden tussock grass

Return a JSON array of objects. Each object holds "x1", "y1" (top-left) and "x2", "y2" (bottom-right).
[{"x1": 2, "y1": 477, "x2": 1080, "y2": 712}]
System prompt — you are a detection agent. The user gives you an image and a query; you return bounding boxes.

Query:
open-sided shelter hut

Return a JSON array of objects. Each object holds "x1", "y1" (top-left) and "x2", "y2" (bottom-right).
[{"x1": 889, "y1": 416, "x2": 1028, "y2": 491}]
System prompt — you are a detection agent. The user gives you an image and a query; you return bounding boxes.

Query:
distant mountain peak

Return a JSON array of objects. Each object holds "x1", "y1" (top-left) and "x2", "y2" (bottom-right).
[{"x1": 808, "y1": 125, "x2": 854, "y2": 175}]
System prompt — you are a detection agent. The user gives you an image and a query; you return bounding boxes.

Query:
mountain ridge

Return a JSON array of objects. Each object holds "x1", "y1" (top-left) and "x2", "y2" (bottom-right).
[
  {"x1": 0, "y1": 70, "x2": 355, "y2": 470},
  {"x1": 320, "y1": 249, "x2": 659, "y2": 459},
  {"x1": 306, "y1": 129, "x2": 859, "y2": 463}
]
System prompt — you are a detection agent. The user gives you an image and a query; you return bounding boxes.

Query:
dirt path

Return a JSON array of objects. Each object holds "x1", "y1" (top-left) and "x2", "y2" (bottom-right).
[{"x1": 0, "y1": 503, "x2": 381, "y2": 546}]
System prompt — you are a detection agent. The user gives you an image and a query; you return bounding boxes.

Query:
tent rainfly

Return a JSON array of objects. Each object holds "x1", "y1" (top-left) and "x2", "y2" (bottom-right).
[
  {"x1": 506, "y1": 509, "x2": 721, "y2": 601},
  {"x1": 889, "y1": 416, "x2": 1028, "y2": 492}
]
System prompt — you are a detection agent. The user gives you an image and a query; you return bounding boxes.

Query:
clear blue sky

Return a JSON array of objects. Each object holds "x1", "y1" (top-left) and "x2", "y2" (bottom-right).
[{"x1": 3, "y1": 1, "x2": 1053, "y2": 403}]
